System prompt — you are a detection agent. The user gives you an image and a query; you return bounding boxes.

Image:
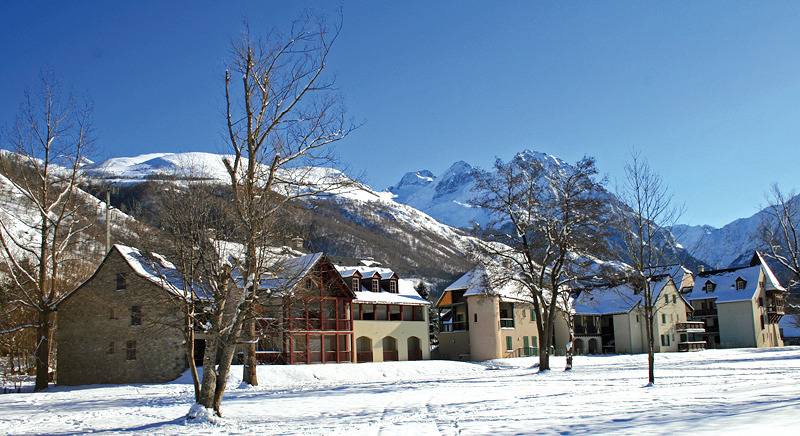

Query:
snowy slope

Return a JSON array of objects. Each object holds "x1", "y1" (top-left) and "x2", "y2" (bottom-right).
[
  {"x1": 84, "y1": 152, "x2": 489, "y2": 282},
  {"x1": 388, "y1": 150, "x2": 569, "y2": 229},
  {"x1": 671, "y1": 193, "x2": 800, "y2": 268},
  {"x1": 2, "y1": 348, "x2": 800, "y2": 434}
]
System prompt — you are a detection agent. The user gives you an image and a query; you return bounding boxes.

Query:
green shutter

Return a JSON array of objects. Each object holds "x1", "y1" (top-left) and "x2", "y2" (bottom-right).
[
  {"x1": 506, "y1": 336, "x2": 513, "y2": 351},
  {"x1": 530, "y1": 309, "x2": 536, "y2": 321},
  {"x1": 523, "y1": 336, "x2": 529, "y2": 355}
]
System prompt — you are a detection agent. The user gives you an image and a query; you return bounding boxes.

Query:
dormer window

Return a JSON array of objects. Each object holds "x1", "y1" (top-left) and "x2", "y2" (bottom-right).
[
  {"x1": 371, "y1": 279, "x2": 380, "y2": 292},
  {"x1": 116, "y1": 273, "x2": 127, "y2": 290},
  {"x1": 389, "y1": 280, "x2": 397, "y2": 293},
  {"x1": 735, "y1": 278, "x2": 747, "y2": 290},
  {"x1": 351, "y1": 278, "x2": 360, "y2": 293},
  {"x1": 704, "y1": 281, "x2": 716, "y2": 292}
]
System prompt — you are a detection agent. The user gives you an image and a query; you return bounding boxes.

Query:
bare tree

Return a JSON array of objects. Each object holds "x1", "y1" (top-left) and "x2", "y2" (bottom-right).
[
  {"x1": 757, "y1": 184, "x2": 800, "y2": 329},
  {"x1": 0, "y1": 74, "x2": 94, "y2": 391},
  {"x1": 614, "y1": 151, "x2": 683, "y2": 385},
  {"x1": 186, "y1": 13, "x2": 355, "y2": 417},
  {"x1": 473, "y1": 155, "x2": 607, "y2": 372}
]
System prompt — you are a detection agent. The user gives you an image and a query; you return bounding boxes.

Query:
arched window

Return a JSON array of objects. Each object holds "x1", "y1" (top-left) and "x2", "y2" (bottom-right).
[
  {"x1": 382, "y1": 336, "x2": 398, "y2": 361},
  {"x1": 356, "y1": 336, "x2": 373, "y2": 363},
  {"x1": 573, "y1": 338, "x2": 585, "y2": 355},
  {"x1": 588, "y1": 338, "x2": 599, "y2": 354},
  {"x1": 407, "y1": 336, "x2": 422, "y2": 361}
]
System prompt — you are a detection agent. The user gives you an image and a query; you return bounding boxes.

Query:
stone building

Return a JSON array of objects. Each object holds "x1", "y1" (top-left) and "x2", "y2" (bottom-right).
[{"x1": 56, "y1": 245, "x2": 198, "y2": 385}]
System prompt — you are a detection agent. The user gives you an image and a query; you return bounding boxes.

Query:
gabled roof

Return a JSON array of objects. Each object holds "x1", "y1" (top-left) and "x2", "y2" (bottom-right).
[
  {"x1": 255, "y1": 253, "x2": 354, "y2": 298},
  {"x1": 334, "y1": 264, "x2": 428, "y2": 305},
  {"x1": 684, "y1": 252, "x2": 786, "y2": 303},
  {"x1": 684, "y1": 265, "x2": 761, "y2": 303},
  {"x1": 335, "y1": 265, "x2": 398, "y2": 280},
  {"x1": 56, "y1": 244, "x2": 211, "y2": 307},
  {"x1": 439, "y1": 265, "x2": 533, "y2": 306},
  {"x1": 573, "y1": 277, "x2": 674, "y2": 316}
]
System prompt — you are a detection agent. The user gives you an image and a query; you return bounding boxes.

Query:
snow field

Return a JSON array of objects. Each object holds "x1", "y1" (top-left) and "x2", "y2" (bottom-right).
[{"x1": 1, "y1": 347, "x2": 799, "y2": 435}]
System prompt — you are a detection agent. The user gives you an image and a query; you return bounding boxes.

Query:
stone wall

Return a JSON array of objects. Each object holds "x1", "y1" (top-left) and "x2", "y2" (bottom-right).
[{"x1": 56, "y1": 249, "x2": 187, "y2": 385}]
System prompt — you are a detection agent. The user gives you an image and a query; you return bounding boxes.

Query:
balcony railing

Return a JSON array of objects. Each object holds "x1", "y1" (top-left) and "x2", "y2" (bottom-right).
[
  {"x1": 440, "y1": 322, "x2": 467, "y2": 332},
  {"x1": 504, "y1": 347, "x2": 539, "y2": 358},
  {"x1": 575, "y1": 326, "x2": 600, "y2": 336},
  {"x1": 678, "y1": 341, "x2": 706, "y2": 352},
  {"x1": 676, "y1": 322, "x2": 706, "y2": 333},
  {"x1": 500, "y1": 318, "x2": 515, "y2": 328},
  {"x1": 692, "y1": 308, "x2": 717, "y2": 317},
  {"x1": 767, "y1": 304, "x2": 786, "y2": 315}
]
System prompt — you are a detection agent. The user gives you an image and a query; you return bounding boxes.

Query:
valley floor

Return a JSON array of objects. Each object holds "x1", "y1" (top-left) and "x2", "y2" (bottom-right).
[{"x1": 1, "y1": 347, "x2": 799, "y2": 435}]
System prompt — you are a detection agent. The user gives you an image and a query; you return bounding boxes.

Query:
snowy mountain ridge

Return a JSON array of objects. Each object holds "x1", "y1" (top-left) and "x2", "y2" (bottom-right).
[{"x1": 387, "y1": 149, "x2": 568, "y2": 229}]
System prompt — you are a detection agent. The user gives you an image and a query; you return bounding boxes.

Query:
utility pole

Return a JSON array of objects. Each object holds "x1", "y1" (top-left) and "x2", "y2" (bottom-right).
[{"x1": 105, "y1": 188, "x2": 112, "y2": 253}]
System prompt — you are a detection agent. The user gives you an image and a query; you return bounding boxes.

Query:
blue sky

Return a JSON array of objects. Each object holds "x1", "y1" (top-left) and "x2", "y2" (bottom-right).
[{"x1": 2, "y1": 1, "x2": 799, "y2": 227}]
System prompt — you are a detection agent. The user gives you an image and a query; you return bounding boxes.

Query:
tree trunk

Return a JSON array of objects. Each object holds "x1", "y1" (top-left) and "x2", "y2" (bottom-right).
[
  {"x1": 33, "y1": 310, "x2": 52, "y2": 391},
  {"x1": 186, "y1": 326, "x2": 201, "y2": 402},
  {"x1": 538, "y1": 323, "x2": 550, "y2": 371},
  {"x1": 212, "y1": 338, "x2": 241, "y2": 416},
  {"x1": 565, "y1": 329, "x2": 574, "y2": 371},
  {"x1": 196, "y1": 334, "x2": 218, "y2": 411},
  {"x1": 243, "y1": 318, "x2": 258, "y2": 386}
]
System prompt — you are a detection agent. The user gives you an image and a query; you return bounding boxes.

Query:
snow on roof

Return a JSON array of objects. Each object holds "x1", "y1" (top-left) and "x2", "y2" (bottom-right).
[
  {"x1": 573, "y1": 277, "x2": 672, "y2": 316},
  {"x1": 647, "y1": 264, "x2": 692, "y2": 286},
  {"x1": 683, "y1": 265, "x2": 762, "y2": 303},
  {"x1": 353, "y1": 278, "x2": 429, "y2": 306},
  {"x1": 754, "y1": 252, "x2": 786, "y2": 292},
  {"x1": 114, "y1": 244, "x2": 211, "y2": 301},
  {"x1": 442, "y1": 265, "x2": 533, "y2": 304},
  {"x1": 335, "y1": 265, "x2": 397, "y2": 280},
  {"x1": 256, "y1": 252, "x2": 325, "y2": 294}
]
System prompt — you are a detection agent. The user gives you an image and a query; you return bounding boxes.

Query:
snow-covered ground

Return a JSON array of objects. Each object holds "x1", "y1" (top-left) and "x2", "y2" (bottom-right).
[{"x1": 2, "y1": 348, "x2": 799, "y2": 435}]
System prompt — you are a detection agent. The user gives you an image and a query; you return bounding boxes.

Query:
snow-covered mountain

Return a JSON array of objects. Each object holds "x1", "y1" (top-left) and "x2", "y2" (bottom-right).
[
  {"x1": 83, "y1": 151, "x2": 489, "y2": 285},
  {"x1": 387, "y1": 150, "x2": 568, "y2": 229},
  {"x1": 671, "y1": 194, "x2": 800, "y2": 268}
]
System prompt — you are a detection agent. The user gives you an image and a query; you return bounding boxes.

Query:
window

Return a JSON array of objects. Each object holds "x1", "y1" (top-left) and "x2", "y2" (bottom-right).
[
  {"x1": 353, "y1": 303, "x2": 361, "y2": 320},
  {"x1": 109, "y1": 307, "x2": 116, "y2": 320},
  {"x1": 672, "y1": 295, "x2": 677, "y2": 304},
  {"x1": 351, "y1": 278, "x2": 360, "y2": 293},
  {"x1": 126, "y1": 340, "x2": 136, "y2": 360},
  {"x1": 761, "y1": 315, "x2": 765, "y2": 330},
  {"x1": 389, "y1": 305, "x2": 402, "y2": 321},
  {"x1": 375, "y1": 304, "x2": 388, "y2": 321},
  {"x1": 130, "y1": 306, "x2": 142, "y2": 326},
  {"x1": 505, "y1": 336, "x2": 513, "y2": 351},
  {"x1": 412, "y1": 306, "x2": 424, "y2": 321},
  {"x1": 362, "y1": 304, "x2": 375, "y2": 320},
  {"x1": 389, "y1": 280, "x2": 397, "y2": 293},
  {"x1": 660, "y1": 335, "x2": 666, "y2": 346},
  {"x1": 372, "y1": 279, "x2": 380, "y2": 292},
  {"x1": 474, "y1": 313, "x2": 478, "y2": 323},
  {"x1": 661, "y1": 313, "x2": 666, "y2": 324},
  {"x1": 107, "y1": 342, "x2": 115, "y2": 354},
  {"x1": 704, "y1": 281, "x2": 716, "y2": 292},
  {"x1": 530, "y1": 309, "x2": 536, "y2": 321},
  {"x1": 735, "y1": 278, "x2": 747, "y2": 290},
  {"x1": 402, "y1": 305, "x2": 412, "y2": 321},
  {"x1": 116, "y1": 273, "x2": 127, "y2": 290},
  {"x1": 636, "y1": 315, "x2": 639, "y2": 323},
  {"x1": 758, "y1": 297, "x2": 764, "y2": 307}
]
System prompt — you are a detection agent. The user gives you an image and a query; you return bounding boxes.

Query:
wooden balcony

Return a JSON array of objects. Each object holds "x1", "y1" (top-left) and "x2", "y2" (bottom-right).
[
  {"x1": 575, "y1": 325, "x2": 600, "y2": 336},
  {"x1": 692, "y1": 308, "x2": 717, "y2": 317},
  {"x1": 767, "y1": 304, "x2": 785, "y2": 323},
  {"x1": 440, "y1": 321, "x2": 467, "y2": 332},
  {"x1": 678, "y1": 341, "x2": 705, "y2": 352},
  {"x1": 676, "y1": 321, "x2": 706, "y2": 333}
]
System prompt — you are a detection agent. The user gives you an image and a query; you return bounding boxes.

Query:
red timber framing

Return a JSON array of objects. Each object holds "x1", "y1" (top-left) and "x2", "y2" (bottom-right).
[{"x1": 255, "y1": 255, "x2": 356, "y2": 365}]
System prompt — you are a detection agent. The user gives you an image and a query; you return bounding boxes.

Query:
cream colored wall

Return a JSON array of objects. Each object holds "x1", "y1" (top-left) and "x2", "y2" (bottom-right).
[
  {"x1": 652, "y1": 281, "x2": 687, "y2": 353},
  {"x1": 718, "y1": 301, "x2": 757, "y2": 348},
  {"x1": 353, "y1": 309, "x2": 430, "y2": 362},
  {"x1": 467, "y1": 295, "x2": 501, "y2": 360},
  {"x1": 613, "y1": 313, "x2": 635, "y2": 354},
  {"x1": 501, "y1": 302, "x2": 539, "y2": 358}
]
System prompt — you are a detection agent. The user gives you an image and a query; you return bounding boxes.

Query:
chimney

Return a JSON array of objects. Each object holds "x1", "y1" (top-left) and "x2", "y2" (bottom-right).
[
  {"x1": 291, "y1": 236, "x2": 304, "y2": 251},
  {"x1": 698, "y1": 265, "x2": 705, "y2": 273}
]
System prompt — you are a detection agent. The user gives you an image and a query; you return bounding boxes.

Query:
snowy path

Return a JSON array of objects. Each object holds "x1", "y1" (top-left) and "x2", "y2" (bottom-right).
[{"x1": 1, "y1": 348, "x2": 799, "y2": 434}]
